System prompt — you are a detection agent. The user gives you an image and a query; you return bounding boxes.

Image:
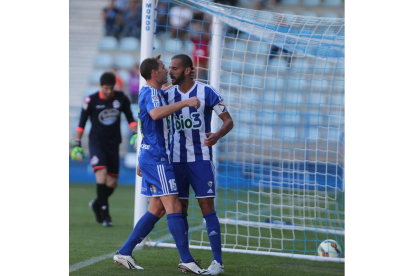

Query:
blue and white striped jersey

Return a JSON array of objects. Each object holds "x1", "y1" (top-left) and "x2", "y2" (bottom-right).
[
  {"x1": 138, "y1": 85, "x2": 172, "y2": 165},
  {"x1": 163, "y1": 81, "x2": 224, "y2": 163}
]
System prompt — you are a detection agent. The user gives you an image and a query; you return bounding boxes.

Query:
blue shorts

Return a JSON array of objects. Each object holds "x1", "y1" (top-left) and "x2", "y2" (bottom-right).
[
  {"x1": 173, "y1": 160, "x2": 216, "y2": 199},
  {"x1": 140, "y1": 163, "x2": 178, "y2": 197}
]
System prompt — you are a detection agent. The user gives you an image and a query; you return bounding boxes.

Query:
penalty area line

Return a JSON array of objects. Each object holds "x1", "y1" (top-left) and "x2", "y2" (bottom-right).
[{"x1": 69, "y1": 253, "x2": 114, "y2": 273}]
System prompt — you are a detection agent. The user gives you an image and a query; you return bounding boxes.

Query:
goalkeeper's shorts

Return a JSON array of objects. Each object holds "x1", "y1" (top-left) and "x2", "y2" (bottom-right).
[
  {"x1": 173, "y1": 160, "x2": 216, "y2": 199},
  {"x1": 89, "y1": 140, "x2": 120, "y2": 177}
]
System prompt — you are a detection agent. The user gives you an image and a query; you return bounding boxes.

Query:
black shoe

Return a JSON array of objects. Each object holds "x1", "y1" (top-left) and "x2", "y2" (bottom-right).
[
  {"x1": 89, "y1": 199, "x2": 103, "y2": 223},
  {"x1": 102, "y1": 216, "x2": 113, "y2": 227}
]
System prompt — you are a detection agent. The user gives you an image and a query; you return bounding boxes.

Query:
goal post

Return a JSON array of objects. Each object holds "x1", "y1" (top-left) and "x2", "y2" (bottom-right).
[{"x1": 137, "y1": 0, "x2": 345, "y2": 262}]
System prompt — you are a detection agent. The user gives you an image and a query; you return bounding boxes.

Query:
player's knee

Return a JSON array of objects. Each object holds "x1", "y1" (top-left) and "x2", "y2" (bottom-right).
[
  {"x1": 180, "y1": 199, "x2": 189, "y2": 214},
  {"x1": 198, "y1": 198, "x2": 215, "y2": 215}
]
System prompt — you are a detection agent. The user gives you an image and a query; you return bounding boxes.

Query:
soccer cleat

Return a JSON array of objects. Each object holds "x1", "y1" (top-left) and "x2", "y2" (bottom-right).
[
  {"x1": 113, "y1": 251, "x2": 143, "y2": 270},
  {"x1": 207, "y1": 260, "x2": 224, "y2": 275},
  {"x1": 178, "y1": 260, "x2": 210, "y2": 275},
  {"x1": 102, "y1": 216, "x2": 113, "y2": 227},
  {"x1": 89, "y1": 199, "x2": 103, "y2": 223}
]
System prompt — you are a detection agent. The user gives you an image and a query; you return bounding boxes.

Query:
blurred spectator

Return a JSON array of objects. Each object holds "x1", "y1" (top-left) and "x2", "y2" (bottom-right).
[
  {"x1": 128, "y1": 64, "x2": 140, "y2": 103},
  {"x1": 269, "y1": 45, "x2": 293, "y2": 67},
  {"x1": 115, "y1": 0, "x2": 129, "y2": 12},
  {"x1": 103, "y1": 0, "x2": 123, "y2": 39},
  {"x1": 168, "y1": 5, "x2": 193, "y2": 40},
  {"x1": 112, "y1": 66, "x2": 124, "y2": 91},
  {"x1": 122, "y1": 0, "x2": 142, "y2": 38},
  {"x1": 156, "y1": 1, "x2": 169, "y2": 34},
  {"x1": 189, "y1": 12, "x2": 211, "y2": 81},
  {"x1": 254, "y1": 0, "x2": 279, "y2": 11},
  {"x1": 214, "y1": 0, "x2": 239, "y2": 6}
]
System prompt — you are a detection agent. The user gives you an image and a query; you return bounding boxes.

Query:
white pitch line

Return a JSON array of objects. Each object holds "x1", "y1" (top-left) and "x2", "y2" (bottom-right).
[
  {"x1": 69, "y1": 253, "x2": 114, "y2": 273},
  {"x1": 69, "y1": 223, "x2": 206, "y2": 273}
]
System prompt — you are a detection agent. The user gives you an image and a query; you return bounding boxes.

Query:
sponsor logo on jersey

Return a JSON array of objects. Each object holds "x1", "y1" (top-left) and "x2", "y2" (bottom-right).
[
  {"x1": 113, "y1": 100, "x2": 121, "y2": 109},
  {"x1": 207, "y1": 189, "x2": 214, "y2": 194},
  {"x1": 90, "y1": 155, "x2": 99, "y2": 166},
  {"x1": 141, "y1": 144, "x2": 150, "y2": 150},
  {"x1": 83, "y1": 97, "x2": 90, "y2": 110},
  {"x1": 174, "y1": 112, "x2": 203, "y2": 131},
  {"x1": 98, "y1": 108, "x2": 120, "y2": 125},
  {"x1": 208, "y1": 230, "x2": 218, "y2": 236},
  {"x1": 96, "y1": 105, "x2": 106, "y2": 109},
  {"x1": 141, "y1": 187, "x2": 147, "y2": 192},
  {"x1": 151, "y1": 95, "x2": 159, "y2": 104}
]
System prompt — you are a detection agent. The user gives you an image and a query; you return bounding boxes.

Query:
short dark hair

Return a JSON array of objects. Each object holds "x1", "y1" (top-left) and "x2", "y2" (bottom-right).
[
  {"x1": 100, "y1": 72, "x2": 116, "y2": 86},
  {"x1": 171, "y1": 54, "x2": 193, "y2": 70},
  {"x1": 140, "y1": 55, "x2": 162, "y2": 80}
]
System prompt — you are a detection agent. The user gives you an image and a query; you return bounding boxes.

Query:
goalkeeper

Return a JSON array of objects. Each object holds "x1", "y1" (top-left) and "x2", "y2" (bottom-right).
[{"x1": 71, "y1": 72, "x2": 138, "y2": 227}]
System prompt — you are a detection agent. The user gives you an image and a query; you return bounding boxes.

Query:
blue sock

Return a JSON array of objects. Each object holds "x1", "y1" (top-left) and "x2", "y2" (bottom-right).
[
  {"x1": 118, "y1": 211, "x2": 160, "y2": 255},
  {"x1": 204, "y1": 211, "x2": 223, "y2": 265},
  {"x1": 167, "y1": 213, "x2": 193, "y2": 263},
  {"x1": 182, "y1": 213, "x2": 189, "y2": 233}
]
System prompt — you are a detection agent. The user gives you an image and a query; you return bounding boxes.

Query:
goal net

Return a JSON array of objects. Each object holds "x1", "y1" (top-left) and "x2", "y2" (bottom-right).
[{"x1": 141, "y1": 0, "x2": 344, "y2": 261}]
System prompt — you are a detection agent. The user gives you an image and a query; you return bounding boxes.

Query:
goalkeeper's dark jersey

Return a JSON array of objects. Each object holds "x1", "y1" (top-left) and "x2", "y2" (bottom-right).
[{"x1": 77, "y1": 90, "x2": 135, "y2": 145}]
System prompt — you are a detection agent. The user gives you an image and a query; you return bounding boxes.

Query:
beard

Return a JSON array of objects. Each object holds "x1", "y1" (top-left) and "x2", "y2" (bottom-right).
[{"x1": 171, "y1": 71, "x2": 185, "y2": 85}]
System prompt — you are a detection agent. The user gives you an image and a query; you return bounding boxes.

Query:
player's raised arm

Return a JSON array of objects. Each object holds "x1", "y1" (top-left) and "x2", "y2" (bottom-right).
[{"x1": 149, "y1": 96, "x2": 200, "y2": 120}]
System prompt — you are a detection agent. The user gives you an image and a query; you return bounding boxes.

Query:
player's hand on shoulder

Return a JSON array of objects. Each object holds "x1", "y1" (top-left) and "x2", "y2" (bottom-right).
[
  {"x1": 190, "y1": 67, "x2": 196, "y2": 80},
  {"x1": 204, "y1": 132, "x2": 220, "y2": 147},
  {"x1": 186, "y1": 96, "x2": 200, "y2": 109},
  {"x1": 71, "y1": 140, "x2": 85, "y2": 162},
  {"x1": 162, "y1": 83, "x2": 174, "y2": 91}
]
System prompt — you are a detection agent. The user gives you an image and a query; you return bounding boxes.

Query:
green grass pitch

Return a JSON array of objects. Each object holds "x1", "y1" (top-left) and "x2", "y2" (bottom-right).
[{"x1": 70, "y1": 184, "x2": 344, "y2": 275}]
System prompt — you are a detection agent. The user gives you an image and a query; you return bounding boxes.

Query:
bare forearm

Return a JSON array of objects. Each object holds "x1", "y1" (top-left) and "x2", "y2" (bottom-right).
[
  {"x1": 149, "y1": 101, "x2": 187, "y2": 120},
  {"x1": 215, "y1": 118, "x2": 233, "y2": 139}
]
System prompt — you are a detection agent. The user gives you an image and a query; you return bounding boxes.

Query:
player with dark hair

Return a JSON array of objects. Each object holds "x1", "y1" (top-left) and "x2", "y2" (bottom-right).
[
  {"x1": 113, "y1": 55, "x2": 210, "y2": 274},
  {"x1": 165, "y1": 54, "x2": 234, "y2": 275},
  {"x1": 71, "y1": 72, "x2": 137, "y2": 227}
]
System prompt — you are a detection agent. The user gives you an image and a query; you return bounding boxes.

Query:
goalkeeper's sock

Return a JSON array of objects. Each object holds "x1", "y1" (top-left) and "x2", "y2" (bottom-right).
[
  {"x1": 204, "y1": 211, "x2": 223, "y2": 265},
  {"x1": 97, "y1": 183, "x2": 109, "y2": 218},
  {"x1": 104, "y1": 185, "x2": 115, "y2": 198},
  {"x1": 118, "y1": 211, "x2": 160, "y2": 256},
  {"x1": 167, "y1": 213, "x2": 193, "y2": 263}
]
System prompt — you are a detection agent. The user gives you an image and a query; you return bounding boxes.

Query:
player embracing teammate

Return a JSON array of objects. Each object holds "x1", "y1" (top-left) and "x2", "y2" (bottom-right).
[{"x1": 164, "y1": 54, "x2": 233, "y2": 275}]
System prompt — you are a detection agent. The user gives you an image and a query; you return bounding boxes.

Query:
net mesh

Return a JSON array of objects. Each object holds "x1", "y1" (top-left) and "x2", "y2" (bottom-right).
[{"x1": 147, "y1": 0, "x2": 344, "y2": 258}]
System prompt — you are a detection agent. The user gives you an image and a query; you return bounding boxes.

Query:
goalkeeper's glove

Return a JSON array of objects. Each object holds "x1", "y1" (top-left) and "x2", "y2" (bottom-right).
[
  {"x1": 71, "y1": 140, "x2": 85, "y2": 162},
  {"x1": 130, "y1": 133, "x2": 138, "y2": 149}
]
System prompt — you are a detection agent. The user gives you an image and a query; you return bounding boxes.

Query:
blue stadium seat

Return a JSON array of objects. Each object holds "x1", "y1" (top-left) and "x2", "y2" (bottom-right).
[
  {"x1": 248, "y1": 41, "x2": 270, "y2": 54},
  {"x1": 88, "y1": 70, "x2": 105, "y2": 85},
  {"x1": 285, "y1": 79, "x2": 307, "y2": 92},
  {"x1": 117, "y1": 69, "x2": 130, "y2": 85},
  {"x1": 265, "y1": 78, "x2": 285, "y2": 91},
  {"x1": 283, "y1": 126, "x2": 296, "y2": 138},
  {"x1": 308, "y1": 93, "x2": 326, "y2": 105},
  {"x1": 119, "y1": 37, "x2": 140, "y2": 51},
  {"x1": 303, "y1": 0, "x2": 320, "y2": 7},
  {"x1": 84, "y1": 86, "x2": 101, "y2": 96},
  {"x1": 162, "y1": 39, "x2": 184, "y2": 53},
  {"x1": 281, "y1": 0, "x2": 299, "y2": 6},
  {"x1": 301, "y1": 11, "x2": 318, "y2": 17},
  {"x1": 323, "y1": 0, "x2": 343, "y2": 7},
  {"x1": 221, "y1": 59, "x2": 243, "y2": 73},
  {"x1": 221, "y1": 73, "x2": 241, "y2": 85},
  {"x1": 93, "y1": 53, "x2": 113, "y2": 68},
  {"x1": 114, "y1": 54, "x2": 134, "y2": 69},
  {"x1": 99, "y1": 36, "x2": 118, "y2": 51},
  {"x1": 320, "y1": 12, "x2": 339, "y2": 18}
]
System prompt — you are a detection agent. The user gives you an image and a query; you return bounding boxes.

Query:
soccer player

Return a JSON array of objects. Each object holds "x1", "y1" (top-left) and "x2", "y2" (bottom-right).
[
  {"x1": 113, "y1": 55, "x2": 210, "y2": 275},
  {"x1": 71, "y1": 72, "x2": 137, "y2": 227},
  {"x1": 165, "y1": 54, "x2": 234, "y2": 275}
]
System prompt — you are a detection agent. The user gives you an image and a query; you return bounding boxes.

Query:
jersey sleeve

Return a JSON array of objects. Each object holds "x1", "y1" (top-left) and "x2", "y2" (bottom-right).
[
  {"x1": 145, "y1": 89, "x2": 161, "y2": 111},
  {"x1": 121, "y1": 93, "x2": 136, "y2": 124},
  {"x1": 77, "y1": 96, "x2": 92, "y2": 130},
  {"x1": 205, "y1": 86, "x2": 224, "y2": 107}
]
